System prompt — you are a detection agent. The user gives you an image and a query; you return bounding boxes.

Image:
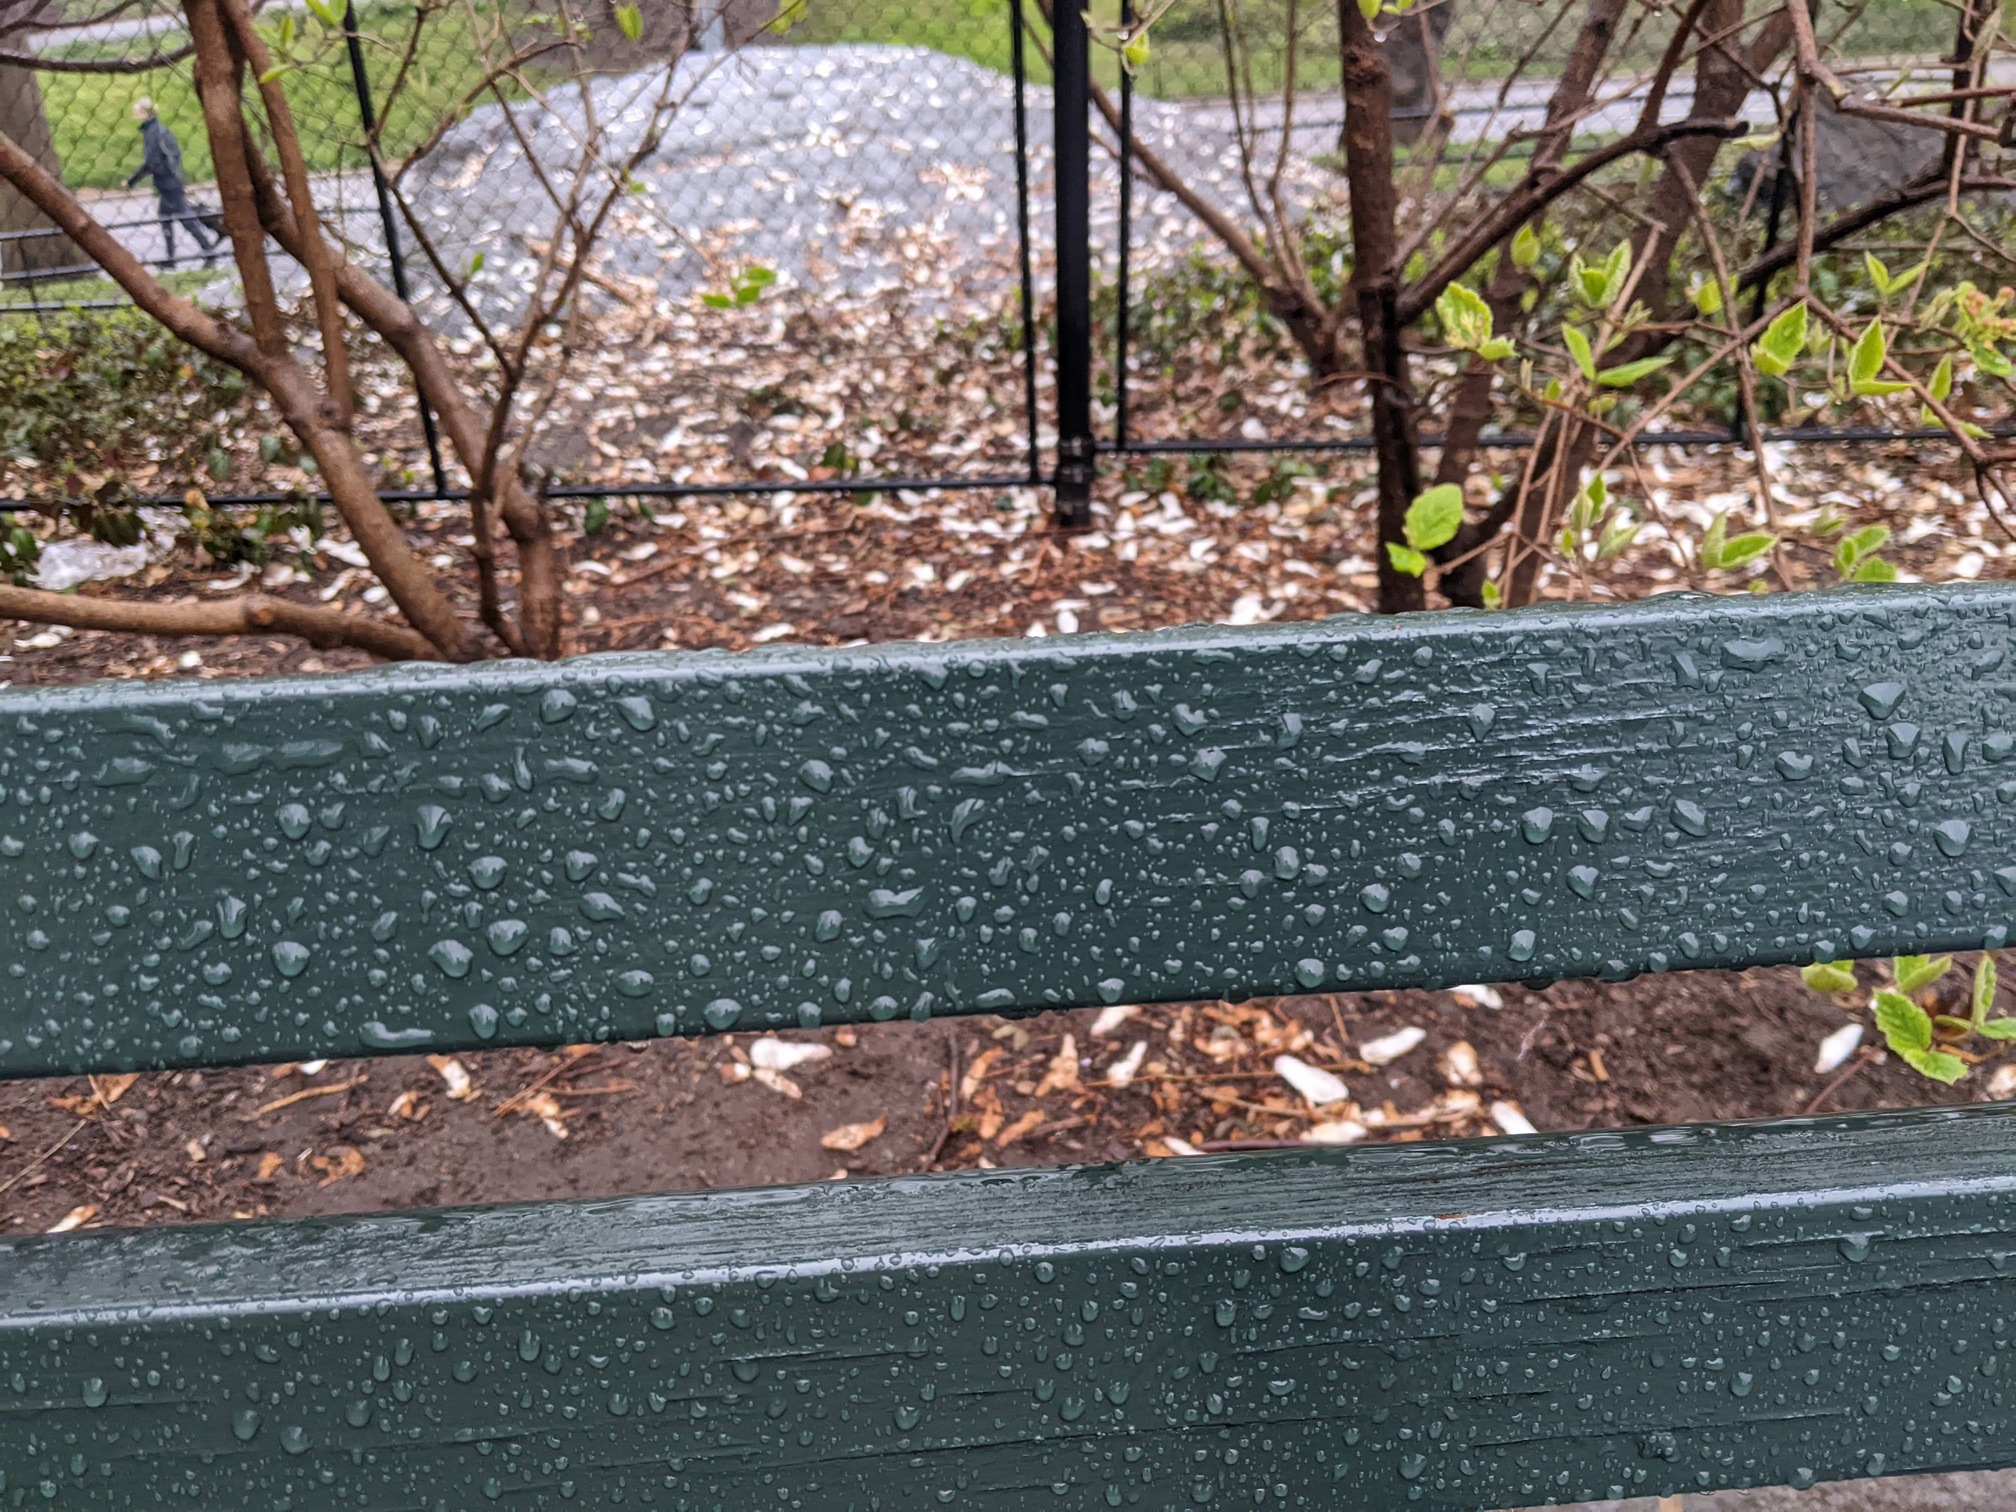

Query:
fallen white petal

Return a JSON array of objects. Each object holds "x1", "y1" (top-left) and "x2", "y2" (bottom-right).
[
  {"x1": 1490, "y1": 1100, "x2": 1538, "y2": 1137},
  {"x1": 1162, "y1": 1136, "x2": 1203, "y2": 1156},
  {"x1": 750, "y1": 1066, "x2": 804, "y2": 1099},
  {"x1": 1360, "y1": 1026, "x2": 1427, "y2": 1067},
  {"x1": 1104, "y1": 1039, "x2": 1149, "y2": 1089},
  {"x1": 1274, "y1": 1053, "x2": 1350, "y2": 1106},
  {"x1": 299, "y1": 1059, "x2": 328, "y2": 1077},
  {"x1": 1451, "y1": 984, "x2": 1504, "y2": 1010},
  {"x1": 1303, "y1": 1119, "x2": 1369, "y2": 1146},
  {"x1": 749, "y1": 1037, "x2": 833, "y2": 1072},
  {"x1": 1813, "y1": 1022, "x2": 1864, "y2": 1075},
  {"x1": 1090, "y1": 1003, "x2": 1140, "y2": 1037},
  {"x1": 1989, "y1": 1063, "x2": 2016, "y2": 1101},
  {"x1": 1441, "y1": 1040, "x2": 1482, "y2": 1088}
]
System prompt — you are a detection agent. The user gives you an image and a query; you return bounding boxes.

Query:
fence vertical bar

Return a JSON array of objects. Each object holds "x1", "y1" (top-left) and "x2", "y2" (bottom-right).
[
  {"x1": 1009, "y1": 0, "x2": 1041, "y2": 486},
  {"x1": 1050, "y1": 0, "x2": 1095, "y2": 527},
  {"x1": 343, "y1": 3, "x2": 449, "y2": 499},
  {"x1": 1114, "y1": 2, "x2": 1133, "y2": 451}
]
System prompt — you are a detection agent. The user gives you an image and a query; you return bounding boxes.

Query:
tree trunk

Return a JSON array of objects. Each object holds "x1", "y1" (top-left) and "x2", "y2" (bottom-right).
[
  {"x1": 0, "y1": 63, "x2": 82, "y2": 282},
  {"x1": 1339, "y1": 0, "x2": 1423, "y2": 615}
]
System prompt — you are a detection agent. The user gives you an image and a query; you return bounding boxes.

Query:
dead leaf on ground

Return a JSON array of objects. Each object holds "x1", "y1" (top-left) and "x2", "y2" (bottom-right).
[
  {"x1": 959, "y1": 1046, "x2": 1003, "y2": 1102},
  {"x1": 309, "y1": 1146, "x2": 366, "y2": 1186},
  {"x1": 253, "y1": 1151, "x2": 285, "y2": 1182},
  {"x1": 820, "y1": 1116, "x2": 886, "y2": 1152},
  {"x1": 90, "y1": 1073, "x2": 139, "y2": 1108},
  {"x1": 0, "y1": 1123, "x2": 11, "y2": 1141},
  {"x1": 523, "y1": 1092, "x2": 569, "y2": 1138},
  {"x1": 1034, "y1": 1033, "x2": 1080, "y2": 1097},
  {"x1": 426, "y1": 1056, "x2": 477, "y2": 1101},
  {"x1": 995, "y1": 1108, "x2": 1046, "y2": 1147},
  {"x1": 47, "y1": 1204, "x2": 99, "y2": 1233},
  {"x1": 389, "y1": 1089, "x2": 429, "y2": 1121},
  {"x1": 751, "y1": 1066, "x2": 803, "y2": 1099}
]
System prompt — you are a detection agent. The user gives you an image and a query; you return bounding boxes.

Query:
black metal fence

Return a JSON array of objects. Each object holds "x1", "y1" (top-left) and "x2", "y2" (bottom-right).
[{"x1": 0, "y1": 0, "x2": 1991, "y2": 522}]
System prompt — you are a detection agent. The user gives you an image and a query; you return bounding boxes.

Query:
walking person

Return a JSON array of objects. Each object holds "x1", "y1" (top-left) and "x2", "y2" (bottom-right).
[{"x1": 126, "y1": 98, "x2": 220, "y2": 271}]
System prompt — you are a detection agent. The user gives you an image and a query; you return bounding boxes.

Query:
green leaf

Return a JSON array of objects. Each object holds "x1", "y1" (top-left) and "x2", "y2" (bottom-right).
[
  {"x1": 1700, "y1": 510, "x2": 1728, "y2": 568},
  {"x1": 1978, "y1": 1018, "x2": 2016, "y2": 1040},
  {"x1": 1752, "y1": 301, "x2": 1808, "y2": 378},
  {"x1": 1928, "y1": 351, "x2": 1955, "y2": 402},
  {"x1": 1385, "y1": 541, "x2": 1428, "y2": 576},
  {"x1": 1356, "y1": 0, "x2": 1381, "y2": 18},
  {"x1": 1715, "y1": 531, "x2": 1776, "y2": 569},
  {"x1": 1403, "y1": 484, "x2": 1464, "y2": 552},
  {"x1": 1970, "y1": 340, "x2": 2013, "y2": 379},
  {"x1": 1122, "y1": 30, "x2": 1150, "y2": 69},
  {"x1": 1975, "y1": 954, "x2": 1999, "y2": 1027},
  {"x1": 1600, "y1": 242, "x2": 1630, "y2": 302},
  {"x1": 1595, "y1": 517, "x2": 1639, "y2": 560},
  {"x1": 1688, "y1": 275, "x2": 1723, "y2": 317},
  {"x1": 1863, "y1": 251, "x2": 1892, "y2": 297},
  {"x1": 1510, "y1": 223, "x2": 1541, "y2": 271},
  {"x1": 1596, "y1": 355, "x2": 1673, "y2": 389},
  {"x1": 1480, "y1": 580, "x2": 1501, "y2": 608},
  {"x1": 1477, "y1": 337, "x2": 1515, "y2": 361},
  {"x1": 304, "y1": 0, "x2": 343, "y2": 24},
  {"x1": 700, "y1": 293, "x2": 731, "y2": 309},
  {"x1": 1436, "y1": 283, "x2": 1493, "y2": 352},
  {"x1": 583, "y1": 497, "x2": 611, "y2": 535},
  {"x1": 1848, "y1": 321, "x2": 1885, "y2": 388},
  {"x1": 615, "y1": 2, "x2": 644, "y2": 40},
  {"x1": 1561, "y1": 325, "x2": 1597, "y2": 382},
  {"x1": 1900, "y1": 1047, "x2": 1968, "y2": 1083},
  {"x1": 1894, "y1": 953, "x2": 1953, "y2": 995},
  {"x1": 1801, "y1": 960, "x2": 1859, "y2": 995},
  {"x1": 1843, "y1": 523, "x2": 1891, "y2": 561},
  {"x1": 1849, "y1": 555, "x2": 1898, "y2": 582},
  {"x1": 1874, "y1": 989, "x2": 1933, "y2": 1054}
]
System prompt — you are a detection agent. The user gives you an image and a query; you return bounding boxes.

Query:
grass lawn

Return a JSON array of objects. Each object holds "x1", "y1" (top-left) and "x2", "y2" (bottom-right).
[{"x1": 38, "y1": 3, "x2": 519, "y2": 191}]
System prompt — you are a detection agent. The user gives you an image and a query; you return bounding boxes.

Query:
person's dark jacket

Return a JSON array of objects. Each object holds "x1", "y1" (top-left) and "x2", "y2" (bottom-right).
[{"x1": 126, "y1": 118, "x2": 189, "y2": 208}]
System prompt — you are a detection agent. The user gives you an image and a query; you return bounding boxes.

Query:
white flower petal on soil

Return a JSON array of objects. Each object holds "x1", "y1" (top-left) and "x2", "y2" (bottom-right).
[
  {"x1": 1162, "y1": 1136, "x2": 1203, "y2": 1156},
  {"x1": 1440, "y1": 1040, "x2": 1482, "y2": 1088},
  {"x1": 1813, "y1": 1022, "x2": 1864, "y2": 1075},
  {"x1": 1104, "y1": 1039, "x2": 1149, "y2": 1089},
  {"x1": 1490, "y1": 1100, "x2": 1538, "y2": 1137},
  {"x1": 1273, "y1": 1053, "x2": 1349, "y2": 1107},
  {"x1": 1090, "y1": 1003, "x2": 1140, "y2": 1037},
  {"x1": 1303, "y1": 1120, "x2": 1369, "y2": 1146},
  {"x1": 1451, "y1": 984, "x2": 1504, "y2": 1009},
  {"x1": 749, "y1": 1037, "x2": 833, "y2": 1072},
  {"x1": 1989, "y1": 1063, "x2": 2016, "y2": 1102},
  {"x1": 1359, "y1": 1026, "x2": 1427, "y2": 1067},
  {"x1": 751, "y1": 1066, "x2": 804, "y2": 1099}
]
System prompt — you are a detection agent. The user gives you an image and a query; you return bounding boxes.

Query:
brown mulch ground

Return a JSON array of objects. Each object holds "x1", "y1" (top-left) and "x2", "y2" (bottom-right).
[{"x1": 2, "y1": 444, "x2": 2012, "y2": 1236}]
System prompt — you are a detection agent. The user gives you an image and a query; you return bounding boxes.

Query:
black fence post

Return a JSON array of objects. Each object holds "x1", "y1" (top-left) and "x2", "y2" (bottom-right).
[
  {"x1": 343, "y1": 3, "x2": 449, "y2": 500},
  {"x1": 1051, "y1": 0, "x2": 1095, "y2": 528}
]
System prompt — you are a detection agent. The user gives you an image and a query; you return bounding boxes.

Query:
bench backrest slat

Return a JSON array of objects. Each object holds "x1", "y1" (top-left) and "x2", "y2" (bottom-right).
[{"x1": 3, "y1": 584, "x2": 2009, "y2": 1079}]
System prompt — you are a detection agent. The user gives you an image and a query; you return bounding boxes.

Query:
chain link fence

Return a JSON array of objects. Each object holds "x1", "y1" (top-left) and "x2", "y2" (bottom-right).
[{"x1": 2, "y1": 0, "x2": 1055, "y2": 504}]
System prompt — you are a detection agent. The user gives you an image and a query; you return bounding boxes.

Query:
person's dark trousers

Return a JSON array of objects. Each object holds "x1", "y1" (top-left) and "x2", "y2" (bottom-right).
[{"x1": 157, "y1": 194, "x2": 219, "y2": 270}]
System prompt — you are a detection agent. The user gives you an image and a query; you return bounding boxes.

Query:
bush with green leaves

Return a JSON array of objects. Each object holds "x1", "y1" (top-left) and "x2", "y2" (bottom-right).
[
  {"x1": 1802, "y1": 953, "x2": 2016, "y2": 1085},
  {"x1": 0, "y1": 308, "x2": 247, "y2": 502}
]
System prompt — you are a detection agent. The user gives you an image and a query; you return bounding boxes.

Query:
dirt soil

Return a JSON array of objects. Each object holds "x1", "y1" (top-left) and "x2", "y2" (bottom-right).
[{"x1": 2, "y1": 443, "x2": 2010, "y2": 1230}]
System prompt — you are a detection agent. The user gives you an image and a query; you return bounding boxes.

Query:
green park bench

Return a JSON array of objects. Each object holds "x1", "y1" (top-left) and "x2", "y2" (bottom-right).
[{"x1": 5, "y1": 582, "x2": 2016, "y2": 1508}]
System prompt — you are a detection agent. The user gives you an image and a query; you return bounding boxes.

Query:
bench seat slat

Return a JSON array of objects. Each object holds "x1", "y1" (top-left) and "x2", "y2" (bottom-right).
[
  {"x1": 3, "y1": 585, "x2": 2013, "y2": 1078},
  {"x1": 4, "y1": 1106, "x2": 2016, "y2": 1507}
]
